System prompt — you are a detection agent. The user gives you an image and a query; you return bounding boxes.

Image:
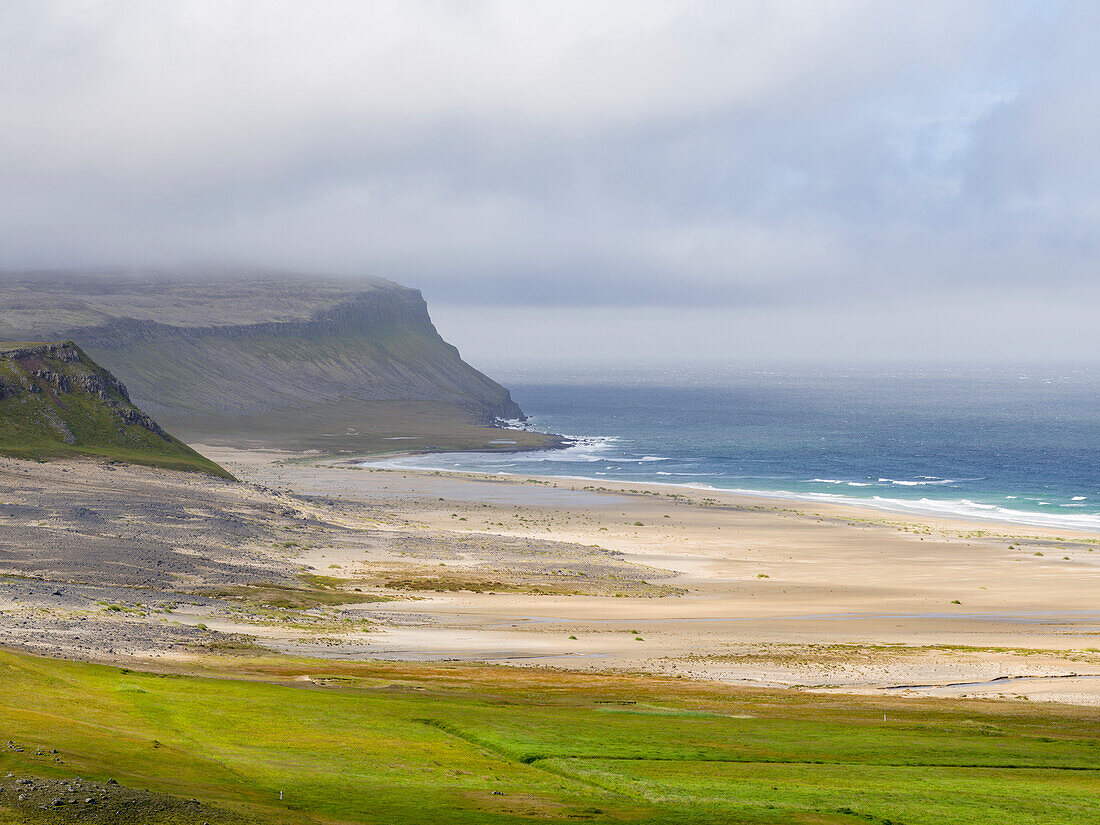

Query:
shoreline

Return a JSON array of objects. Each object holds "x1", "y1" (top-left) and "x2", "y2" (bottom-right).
[{"x1": 352, "y1": 450, "x2": 1100, "y2": 539}]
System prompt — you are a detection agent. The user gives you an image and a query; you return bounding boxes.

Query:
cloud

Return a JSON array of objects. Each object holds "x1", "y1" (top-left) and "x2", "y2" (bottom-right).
[{"x1": 1, "y1": 0, "x2": 1097, "y2": 322}]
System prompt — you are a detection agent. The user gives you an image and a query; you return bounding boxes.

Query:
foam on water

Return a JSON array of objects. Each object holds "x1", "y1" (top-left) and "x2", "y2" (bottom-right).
[{"x1": 878, "y1": 478, "x2": 959, "y2": 486}]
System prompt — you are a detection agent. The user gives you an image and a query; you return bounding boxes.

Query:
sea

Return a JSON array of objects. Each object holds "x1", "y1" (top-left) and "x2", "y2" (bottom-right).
[{"x1": 368, "y1": 364, "x2": 1100, "y2": 532}]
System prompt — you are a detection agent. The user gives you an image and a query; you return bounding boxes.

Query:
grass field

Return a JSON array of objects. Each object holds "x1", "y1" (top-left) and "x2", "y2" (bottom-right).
[{"x1": 0, "y1": 649, "x2": 1096, "y2": 824}]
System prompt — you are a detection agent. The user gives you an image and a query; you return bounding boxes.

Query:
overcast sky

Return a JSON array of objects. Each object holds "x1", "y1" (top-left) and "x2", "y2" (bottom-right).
[{"x1": 3, "y1": 1, "x2": 1098, "y2": 364}]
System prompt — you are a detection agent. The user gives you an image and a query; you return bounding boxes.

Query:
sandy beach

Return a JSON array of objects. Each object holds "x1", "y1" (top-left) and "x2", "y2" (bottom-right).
[
  {"x1": 2, "y1": 444, "x2": 1096, "y2": 703},
  {"x1": 192, "y1": 446, "x2": 1100, "y2": 704}
]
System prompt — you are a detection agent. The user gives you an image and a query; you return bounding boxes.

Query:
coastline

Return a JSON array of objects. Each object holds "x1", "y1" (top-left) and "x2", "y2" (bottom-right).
[
  {"x1": 355, "y1": 448, "x2": 1100, "y2": 538},
  {"x1": 196, "y1": 444, "x2": 1100, "y2": 704},
  {"x1": 389, "y1": 373, "x2": 1100, "y2": 535}
]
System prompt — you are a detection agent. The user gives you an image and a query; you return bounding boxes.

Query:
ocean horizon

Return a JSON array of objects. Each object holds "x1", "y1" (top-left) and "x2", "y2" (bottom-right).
[{"x1": 368, "y1": 364, "x2": 1100, "y2": 533}]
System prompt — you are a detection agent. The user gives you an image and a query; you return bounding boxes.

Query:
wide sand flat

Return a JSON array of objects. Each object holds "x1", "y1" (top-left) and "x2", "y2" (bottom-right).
[{"x1": 202, "y1": 446, "x2": 1100, "y2": 704}]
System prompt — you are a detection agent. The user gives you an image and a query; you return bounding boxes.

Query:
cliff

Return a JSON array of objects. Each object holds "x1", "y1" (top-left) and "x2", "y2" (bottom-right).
[
  {"x1": 0, "y1": 341, "x2": 231, "y2": 477},
  {"x1": 0, "y1": 273, "x2": 551, "y2": 452}
]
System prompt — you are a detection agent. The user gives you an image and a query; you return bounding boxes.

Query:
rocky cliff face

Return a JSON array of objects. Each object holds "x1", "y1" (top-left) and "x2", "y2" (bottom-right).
[
  {"x1": 1, "y1": 342, "x2": 130, "y2": 401},
  {"x1": 0, "y1": 274, "x2": 525, "y2": 434}
]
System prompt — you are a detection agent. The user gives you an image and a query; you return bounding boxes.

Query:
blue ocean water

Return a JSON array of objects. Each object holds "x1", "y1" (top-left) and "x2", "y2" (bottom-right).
[{"x1": 371, "y1": 366, "x2": 1100, "y2": 531}]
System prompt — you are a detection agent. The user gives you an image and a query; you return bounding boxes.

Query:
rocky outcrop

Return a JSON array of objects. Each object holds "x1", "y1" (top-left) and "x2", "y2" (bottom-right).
[
  {"x1": 0, "y1": 342, "x2": 82, "y2": 362},
  {"x1": 73, "y1": 370, "x2": 130, "y2": 400},
  {"x1": 111, "y1": 405, "x2": 167, "y2": 438}
]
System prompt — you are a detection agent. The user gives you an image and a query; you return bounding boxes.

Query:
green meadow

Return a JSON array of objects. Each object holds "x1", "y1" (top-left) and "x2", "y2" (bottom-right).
[{"x1": 0, "y1": 649, "x2": 1096, "y2": 824}]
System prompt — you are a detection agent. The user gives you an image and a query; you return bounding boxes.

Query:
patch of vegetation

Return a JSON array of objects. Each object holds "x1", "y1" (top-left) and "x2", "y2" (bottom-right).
[
  {"x1": 377, "y1": 570, "x2": 675, "y2": 597},
  {"x1": 195, "y1": 637, "x2": 274, "y2": 656},
  {"x1": 383, "y1": 576, "x2": 541, "y2": 595},
  {"x1": 200, "y1": 581, "x2": 385, "y2": 610}
]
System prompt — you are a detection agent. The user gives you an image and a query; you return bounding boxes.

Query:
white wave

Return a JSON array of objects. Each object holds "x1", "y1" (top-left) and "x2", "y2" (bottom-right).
[
  {"x1": 811, "y1": 478, "x2": 846, "y2": 484},
  {"x1": 879, "y1": 478, "x2": 956, "y2": 486},
  {"x1": 1072, "y1": 496, "x2": 1088, "y2": 501},
  {"x1": 355, "y1": 436, "x2": 622, "y2": 474},
  {"x1": 635, "y1": 455, "x2": 672, "y2": 462},
  {"x1": 632, "y1": 483, "x2": 1099, "y2": 531},
  {"x1": 718, "y1": 490, "x2": 1100, "y2": 532},
  {"x1": 528, "y1": 437, "x2": 620, "y2": 463}
]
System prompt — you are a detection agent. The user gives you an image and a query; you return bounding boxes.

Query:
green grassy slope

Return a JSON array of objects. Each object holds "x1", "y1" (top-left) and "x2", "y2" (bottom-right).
[
  {"x1": 0, "y1": 649, "x2": 1096, "y2": 824},
  {"x1": 0, "y1": 342, "x2": 231, "y2": 478}
]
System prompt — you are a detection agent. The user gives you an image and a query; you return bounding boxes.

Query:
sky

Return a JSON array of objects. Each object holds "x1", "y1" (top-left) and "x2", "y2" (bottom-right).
[{"x1": 2, "y1": 1, "x2": 1099, "y2": 365}]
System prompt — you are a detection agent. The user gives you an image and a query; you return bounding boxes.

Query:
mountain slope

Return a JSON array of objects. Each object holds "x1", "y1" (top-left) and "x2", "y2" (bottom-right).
[
  {"x1": 0, "y1": 273, "x2": 549, "y2": 451},
  {"x1": 72, "y1": 288, "x2": 522, "y2": 422},
  {"x1": 0, "y1": 341, "x2": 231, "y2": 477}
]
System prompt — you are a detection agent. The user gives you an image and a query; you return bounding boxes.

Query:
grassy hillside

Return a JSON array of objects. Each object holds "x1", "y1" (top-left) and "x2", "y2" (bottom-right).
[
  {"x1": 0, "y1": 649, "x2": 1096, "y2": 824},
  {"x1": 0, "y1": 274, "x2": 545, "y2": 452},
  {"x1": 0, "y1": 342, "x2": 231, "y2": 478}
]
